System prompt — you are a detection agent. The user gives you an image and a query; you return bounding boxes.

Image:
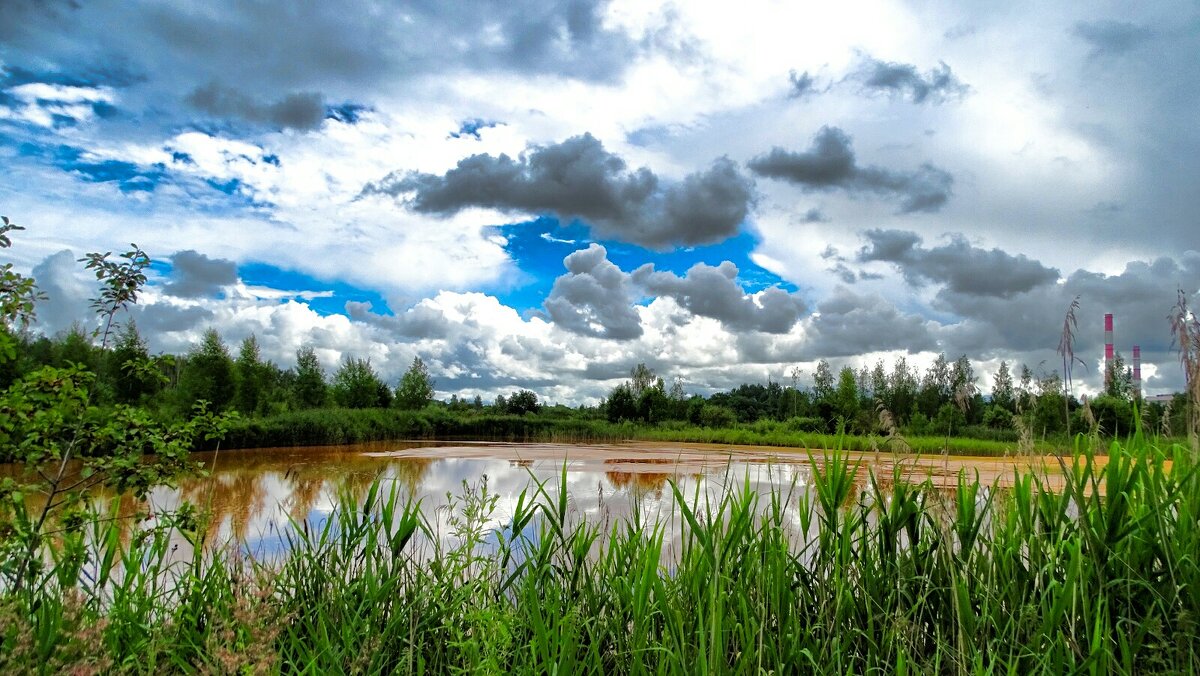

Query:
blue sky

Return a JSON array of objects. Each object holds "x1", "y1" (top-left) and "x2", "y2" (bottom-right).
[{"x1": 2, "y1": 0, "x2": 1198, "y2": 402}]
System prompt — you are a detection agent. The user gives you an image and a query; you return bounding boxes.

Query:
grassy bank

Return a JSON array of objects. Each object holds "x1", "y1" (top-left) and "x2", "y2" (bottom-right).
[
  {"x1": 3, "y1": 436, "x2": 1198, "y2": 673},
  {"x1": 216, "y1": 407, "x2": 1062, "y2": 456}
]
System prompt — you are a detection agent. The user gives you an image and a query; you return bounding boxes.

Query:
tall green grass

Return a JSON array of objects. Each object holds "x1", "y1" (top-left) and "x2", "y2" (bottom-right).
[{"x1": 4, "y1": 435, "x2": 1198, "y2": 673}]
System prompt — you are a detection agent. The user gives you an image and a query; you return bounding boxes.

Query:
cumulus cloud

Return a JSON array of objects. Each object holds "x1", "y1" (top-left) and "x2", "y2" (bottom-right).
[
  {"x1": 162, "y1": 250, "x2": 238, "y2": 298},
  {"x1": 30, "y1": 250, "x2": 94, "y2": 336},
  {"x1": 853, "y1": 56, "x2": 967, "y2": 104},
  {"x1": 344, "y1": 301, "x2": 452, "y2": 340},
  {"x1": 364, "y1": 134, "x2": 754, "y2": 249},
  {"x1": 748, "y1": 127, "x2": 953, "y2": 213},
  {"x1": 804, "y1": 287, "x2": 938, "y2": 358},
  {"x1": 632, "y1": 261, "x2": 807, "y2": 334},
  {"x1": 543, "y1": 244, "x2": 642, "y2": 340},
  {"x1": 1072, "y1": 20, "x2": 1154, "y2": 58},
  {"x1": 857, "y1": 229, "x2": 1060, "y2": 297},
  {"x1": 185, "y1": 83, "x2": 326, "y2": 130}
]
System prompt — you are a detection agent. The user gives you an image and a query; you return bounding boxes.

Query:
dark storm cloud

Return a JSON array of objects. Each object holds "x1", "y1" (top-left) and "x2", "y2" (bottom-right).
[
  {"x1": 749, "y1": 127, "x2": 953, "y2": 213},
  {"x1": 1072, "y1": 20, "x2": 1154, "y2": 58},
  {"x1": 857, "y1": 229, "x2": 1060, "y2": 297},
  {"x1": 185, "y1": 83, "x2": 326, "y2": 131},
  {"x1": 0, "y1": 0, "x2": 646, "y2": 118},
  {"x1": 345, "y1": 301, "x2": 451, "y2": 339},
  {"x1": 162, "y1": 250, "x2": 238, "y2": 298},
  {"x1": 631, "y1": 261, "x2": 807, "y2": 334},
  {"x1": 931, "y1": 253, "x2": 1200, "y2": 393},
  {"x1": 805, "y1": 287, "x2": 938, "y2": 358},
  {"x1": 364, "y1": 134, "x2": 754, "y2": 249},
  {"x1": 543, "y1": 244, "x2": 642, "y2": 340},
  {"x1": 854, "y1": 57, "x2": 967, "y2": 104}
]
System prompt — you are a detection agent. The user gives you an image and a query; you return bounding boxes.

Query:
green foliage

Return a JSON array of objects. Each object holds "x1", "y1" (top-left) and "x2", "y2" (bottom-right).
[
  {"x1": 108, "y1": 320, "x2": 162, "y2": 404},
  {"x1": 812, "y1": 359, "x2": 834, "y2": 403},
  {"x1": 78, "y1": 243, "x2": 150, "y2": 349},
  {"x1": 394, "y1": 356, "x2": 434, "y2": 410},
  {"x1": 178, "y1": 328, "x2": 236, "y2": 411},
  {"x1": 292, "y1": 345, "x2": 327, "y2": 409},
  {"x1": 6, "y1": 437, "x2": 1198, "y2": 672},
  {"x1": 332, "y1": 356, "x2": 387, "y2": 409},
  {"x1": 1104, "y1": 351, "x2": 1134, "y2": 400},
  {"x1": 991, "y1": 360, "x2": 1015, "y2": 412},
  {"x1": 605, "y1": 383, "x2": 637, "y2": 423},
  {"x1": 699, "y1": 404, "x2": 737, "y2": 428},
  {"x1": 502, "y1": 389, "x2": 541, "y2": 415},
  {"x1": 233, "y1": 334, "x2": 270, "y2": 415},
  {"x1": 0, "y1": 222, "x2": 233, "y2": 602}
]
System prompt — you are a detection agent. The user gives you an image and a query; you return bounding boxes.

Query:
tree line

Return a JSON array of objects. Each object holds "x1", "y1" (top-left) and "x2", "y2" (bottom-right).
[{"x1": 3, "y1": 318, "x2": 1178, "y2": 443}]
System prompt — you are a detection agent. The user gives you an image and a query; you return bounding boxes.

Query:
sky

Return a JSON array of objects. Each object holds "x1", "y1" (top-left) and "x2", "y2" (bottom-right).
[{"x1": 2, "y1": 0, "x2": 1198, "y2": 404}]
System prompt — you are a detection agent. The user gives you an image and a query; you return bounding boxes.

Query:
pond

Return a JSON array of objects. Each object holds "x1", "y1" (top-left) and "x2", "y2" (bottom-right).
[{"x1": 119, "y1": 440, "x2": 1063, "y2": 561}]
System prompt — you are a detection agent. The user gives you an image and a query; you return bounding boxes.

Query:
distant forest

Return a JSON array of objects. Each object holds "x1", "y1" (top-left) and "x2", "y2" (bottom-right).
[{"x1": 3, "y1": 319, "x2": 1181, "y2": 445}]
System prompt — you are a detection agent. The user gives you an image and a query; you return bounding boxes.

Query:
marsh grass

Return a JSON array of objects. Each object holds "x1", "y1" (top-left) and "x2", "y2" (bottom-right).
[{"x1": 3, "y1": 431, "x2": 1199, "y2": 674}]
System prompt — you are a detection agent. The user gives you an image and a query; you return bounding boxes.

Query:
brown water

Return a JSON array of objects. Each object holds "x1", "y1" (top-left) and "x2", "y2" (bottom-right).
[{"x1": 4, "y1": 440, "x2": 1068, "y2": 561}]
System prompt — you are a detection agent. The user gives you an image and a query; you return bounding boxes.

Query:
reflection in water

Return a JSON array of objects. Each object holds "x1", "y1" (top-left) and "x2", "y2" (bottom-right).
[{"x1": 2, "y1": 440, "x2": 1063, "y2": 563}]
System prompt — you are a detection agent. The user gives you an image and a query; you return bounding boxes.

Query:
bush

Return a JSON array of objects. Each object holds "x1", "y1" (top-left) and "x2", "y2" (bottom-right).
[{"x1": 699, "y1": 404, "x2": 737, "y2": 428}]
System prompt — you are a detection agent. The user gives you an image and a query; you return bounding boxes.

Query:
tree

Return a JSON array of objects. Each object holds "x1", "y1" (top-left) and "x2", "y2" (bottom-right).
[
  {"x1": 605, "y1": 383, "x2": 638, "y2": 422},
  {"x1": 504, "y1": 389, "x2": 540, "y2": 415},
  {"x1": 1104, "y1": 352, "x2": 1134, "y2": 400},
  {"x1": 333, "y1": 356, "x2": 386, "y2": 408},
  {"x1": 293, "y1": 345, "x2": 327, "y2": 409},
  {"x1": 234, "y1": 334, "x2": 268, "y2": 415},
  {"x1": 870, "y1": 360, "x2": 888, "y2": 406},
  {"x1": 887, "y1": 357, "x2": 918, "y2": 422},
  {"x1": 834, "y1": 366, "x2": 859, "y2": 423},
  {"x1": 109, "y1": 320, "x2": 160, "y2": 404},
  {"x1": 0, "y1": 220, "x2": 231, "y2": 595},
  {"x1": 630, "y1": 363, "x2": 661, "y2": 399},
  {"x1": 812, "y1": 359, "x2": 834, "y2": 404},
  {"x1": 395, "y1": 356, "x2": 435, "y2": 410},
  {"x1": 179, "y1": 328, "x2": 236, "y2": 411},
  {"x1": 991, "y1": 361, "x2": 1015, "y2": 413}
]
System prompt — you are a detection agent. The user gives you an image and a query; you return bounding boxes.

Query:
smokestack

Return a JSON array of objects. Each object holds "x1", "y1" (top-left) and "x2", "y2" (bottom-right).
[
  {"x1": 1133, "y1": 345, "x2": 1142, "y2": 398},
  {"x1": 1104, "y1": 313, "x2": 1114, "y2": 385}
]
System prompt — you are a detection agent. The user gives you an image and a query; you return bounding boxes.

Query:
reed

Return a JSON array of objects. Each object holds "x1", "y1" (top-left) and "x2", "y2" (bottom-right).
[{"x1": 3, "y1": 434, "x2": 1197, "y2": 673}]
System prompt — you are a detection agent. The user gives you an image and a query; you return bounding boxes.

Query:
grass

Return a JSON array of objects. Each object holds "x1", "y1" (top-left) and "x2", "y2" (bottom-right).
[{"x1": 4, "y1": 434, "x2": 1198, "y2": 673}]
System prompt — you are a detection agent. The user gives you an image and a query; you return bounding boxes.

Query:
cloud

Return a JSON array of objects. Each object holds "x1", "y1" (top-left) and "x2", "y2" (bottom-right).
[
  {"x1": 1072, "y1": 20, "x2": 1154, "y2": 58},
  {"x1": 162, "y1": 250, "x2": 238, "y2": 298},
  {"x1": 854, "y1": 56, "x2": 967, "y2": 104},
  {"x1": 788, "y1": 70, "x2": 817, "y2": 98},
  {"x1": 364, "y1": 133, "x2": 754, "y2": 249},
  {"x1": 185, "y1": 83, "x2": 326, "y2": 130},
  {"x1": 632, "y1": 261, "x2": 807, "y2": 334},
  {"x1": 30, "y1": 250, "x2": 94, "y2": 336},
  {"x1": 0, "y1": 0, "x2": 647, "y2": 107},
  {"x1": 543, "y1": 244, "x2": 642, "y2": 340},
  {"x1": 344, "y1": 301, "x2": 452, "y2": 340},
  {"x1": 857, "y1": 229, "x2": 1060, "y2": 297},
  {"x1": 748, "y1": 127, "x2": 953, "y2": 213},
  {"x1": 803, "y1": 287, "x2": 938, "y2": 357}
]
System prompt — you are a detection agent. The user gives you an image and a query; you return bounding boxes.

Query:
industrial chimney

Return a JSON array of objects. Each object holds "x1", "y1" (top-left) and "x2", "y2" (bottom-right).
[
  {"x1": 1132, "y1": 345, "x2": 1142, "y2": 398},
  {"x1": 1104, "y1": 313, "x2": 1114, "y2": 386}
]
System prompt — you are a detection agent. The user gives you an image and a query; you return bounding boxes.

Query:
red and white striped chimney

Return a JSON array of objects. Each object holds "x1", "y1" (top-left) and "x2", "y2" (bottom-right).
[
  {"x1": 1132, "y1": 345, "x2": 1142, "y2": 397},
  {"x1": 1104, "y1": 313, "x2": 1114, "y2": 385}
]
